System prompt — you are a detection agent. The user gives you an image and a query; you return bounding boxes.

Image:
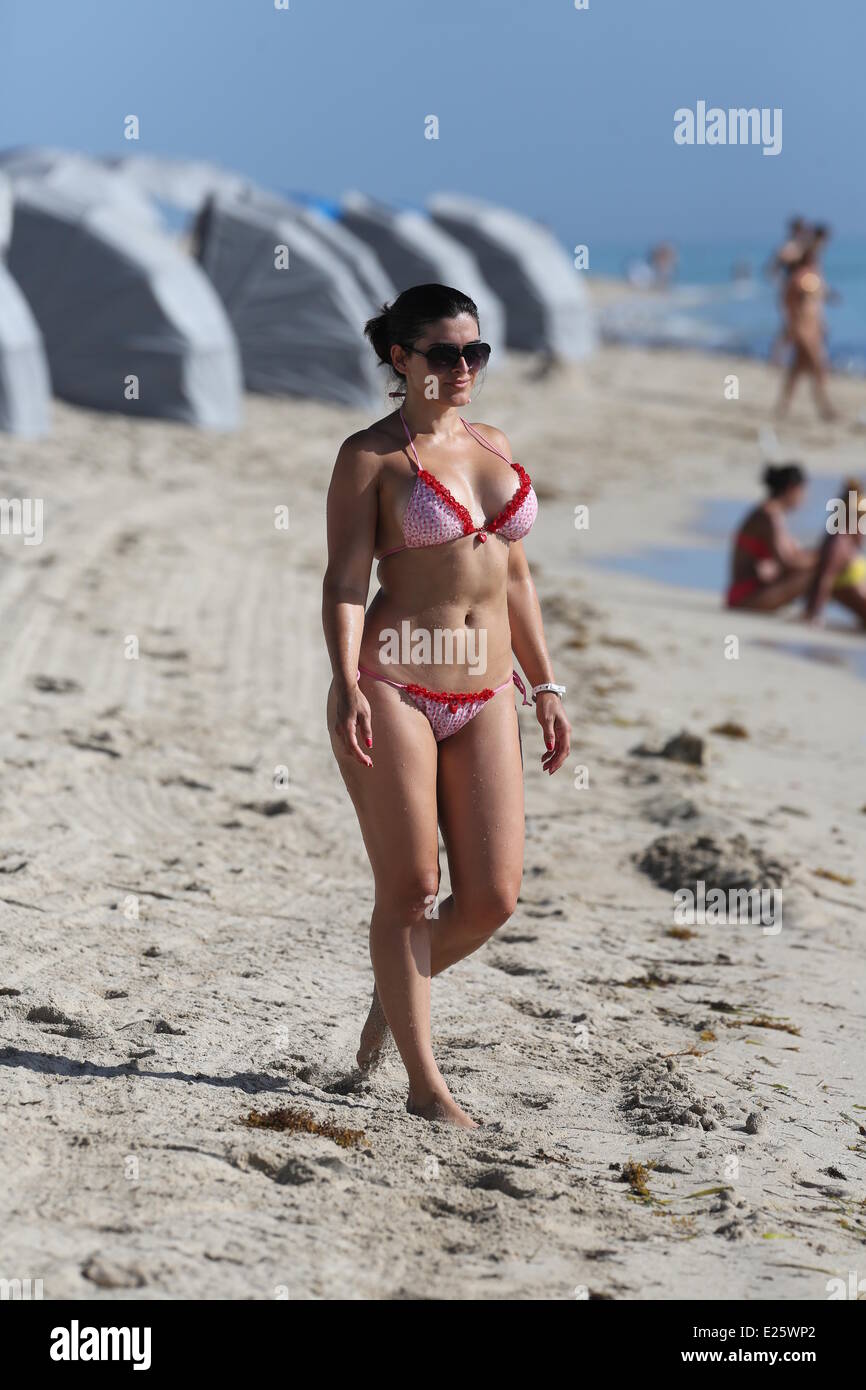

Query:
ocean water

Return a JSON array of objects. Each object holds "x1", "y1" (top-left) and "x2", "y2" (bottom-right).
[{"x1": 590, "y1": 238, "x2": 866, "y2": 373}]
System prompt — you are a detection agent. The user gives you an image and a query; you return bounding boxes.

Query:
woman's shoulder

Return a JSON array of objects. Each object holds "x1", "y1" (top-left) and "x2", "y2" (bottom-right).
[
  {"x1": 465, "y1": 420, "x2": 513, "y2": 458},
  {"x1": 740, "y1": 504, "x2": 770, "y2": 534},
  {"x1": 340, "y1": 414, "x2": 400, "y2": 454},
  {"x1": 335, "y1": 416, "x2": 402, "y2": 474}
]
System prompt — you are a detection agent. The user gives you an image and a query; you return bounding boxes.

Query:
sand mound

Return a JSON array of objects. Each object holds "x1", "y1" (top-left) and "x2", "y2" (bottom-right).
[{"x1": 636, "y1": 832, "x2": 790, "y2": 893}]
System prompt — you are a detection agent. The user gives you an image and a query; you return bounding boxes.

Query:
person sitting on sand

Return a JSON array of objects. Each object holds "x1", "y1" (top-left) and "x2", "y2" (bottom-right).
[
  {"x1": 804, "y1": 479, "x2": 866, "y2": 627},
  {"x1": 727, "y1": 463, "x2": 818, "y2": 610},
  {"x1": 776, "y1": 235, "x2": 837, "y2": 421}
]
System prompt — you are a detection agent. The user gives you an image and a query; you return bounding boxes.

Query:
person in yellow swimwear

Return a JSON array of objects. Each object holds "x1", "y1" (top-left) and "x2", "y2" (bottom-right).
[{"x1": 805, "y1": 479, "x2": 866, "y2": 626}]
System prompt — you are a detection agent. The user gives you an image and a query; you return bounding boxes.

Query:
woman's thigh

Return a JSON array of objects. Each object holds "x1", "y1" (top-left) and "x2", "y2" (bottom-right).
[
  {"x1": 792, "y1": 335, "x2": 822, "y2": 371},
  {"x1": 436, "y1": 686, "x2": 525, "y2": 913},
  {"x1": 741, "y1": 568, "x2": 814, "y2": 611},
  {"x1": 327, "y1": 673, "x2": 441, "y2": 897}
]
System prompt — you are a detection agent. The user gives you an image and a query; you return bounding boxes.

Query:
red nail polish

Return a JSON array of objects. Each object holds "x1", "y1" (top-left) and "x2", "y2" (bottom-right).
[{"x1": 366, "y1": 738, "x2": 373, "y2": 747}]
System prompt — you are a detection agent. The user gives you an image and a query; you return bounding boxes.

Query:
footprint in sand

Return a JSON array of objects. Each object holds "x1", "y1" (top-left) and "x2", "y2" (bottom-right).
[
  {"x1": 487, "y1": 958, "x2": 547, "y2": 977},
  {"x1": 32, "y1": 675, "x2": 81, "y2": 694},
  {"x1": 469, "y1": 1169, "x2": 537, "y2": 1200}
]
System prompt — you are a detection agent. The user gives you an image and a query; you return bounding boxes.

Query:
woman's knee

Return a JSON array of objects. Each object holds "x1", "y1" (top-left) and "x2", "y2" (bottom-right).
[
  {"x1": 374, "y1": 869, "x2": 441, "y2": 924},
  {"x1": 456, "y1": 880, "x2": 521, "y2": 937}
]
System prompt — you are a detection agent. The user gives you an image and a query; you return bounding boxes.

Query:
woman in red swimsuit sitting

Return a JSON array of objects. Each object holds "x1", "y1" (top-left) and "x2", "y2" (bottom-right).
[
  {"x1": 323, "y1": 284, "x2": 571, "y2": 1127},
  {"x1": 727, "y1": 462, "x2": 818, "y2": 610}
]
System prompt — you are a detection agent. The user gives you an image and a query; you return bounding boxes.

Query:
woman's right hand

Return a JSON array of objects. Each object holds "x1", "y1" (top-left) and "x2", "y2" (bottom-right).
[{"x1": 334, "y1": 681, "x2": 374, "y2": 768}]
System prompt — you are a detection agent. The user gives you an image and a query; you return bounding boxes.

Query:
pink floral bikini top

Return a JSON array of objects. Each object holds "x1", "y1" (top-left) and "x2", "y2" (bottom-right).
[{"x1": 379, "y1": 409, "x2": 538, "y2": 560}]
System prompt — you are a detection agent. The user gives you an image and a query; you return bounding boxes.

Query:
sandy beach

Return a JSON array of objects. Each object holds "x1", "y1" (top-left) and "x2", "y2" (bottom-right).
[{"x1": 1, "y1": 312, "x2": 864, "y2": 1300}]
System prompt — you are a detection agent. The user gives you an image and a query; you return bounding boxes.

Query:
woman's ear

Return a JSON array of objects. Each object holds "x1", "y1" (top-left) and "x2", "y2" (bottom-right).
[{"x1": 390, "y1": 344, "x2": 408, "y2": 379}]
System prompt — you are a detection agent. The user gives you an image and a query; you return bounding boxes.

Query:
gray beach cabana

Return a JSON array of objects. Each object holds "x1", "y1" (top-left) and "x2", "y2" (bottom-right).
[
  {"x1": 0, "y1": 169, "x2": 11, "y2": 253},
  {"x1": 103, "y1": 157, "x2": 395, "y2": 311},
  {"x1": 340, "y1": 193, "x2": 506, "y2": 361},
  {"x1": 285, "y1": 204, "x2": 395, "y2": 312},
  {"x1": 238, "y1": 187, "x2": 395, "y2": 312},
  {"x1": 195, "y1": 194, "x2": 382, "y2": 406},
  {"x1": 102, "y1": 153, "x2": 259, "y2": 215},
  {"x1": 0, "y1": 172, "x2": 51, "y2": 436},
  {"x1": 0, "y1": 147, "x2": 162, "y2": 230},
  {"x1": 8, "y1": 178, "x2": 242, "y2": 426},
  {"x1": 428, "y1": 194, "x2": 596, "y2": 360}
]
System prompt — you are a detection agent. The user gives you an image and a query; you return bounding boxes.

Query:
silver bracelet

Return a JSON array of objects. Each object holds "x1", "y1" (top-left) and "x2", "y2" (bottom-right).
[{"x1": 532, "y1": 681, "x2": 566, "y2": 701}]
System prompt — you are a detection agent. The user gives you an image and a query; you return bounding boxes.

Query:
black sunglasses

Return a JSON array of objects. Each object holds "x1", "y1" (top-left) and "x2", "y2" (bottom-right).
[{"x1": 400, "y1": 341, "x2": 491, "y2": 372}]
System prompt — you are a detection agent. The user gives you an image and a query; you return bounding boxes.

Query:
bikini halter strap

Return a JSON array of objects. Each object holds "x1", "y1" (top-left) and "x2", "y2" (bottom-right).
[
  {"x1": 397, "y1": 408, "x2": 422, "y2": 472},
  {"x1": 460, "y1": 417, "x2": 513, "y2": 464},
  {"x1": 398, "y1": 409, "x2": 512, "y2": 470}
]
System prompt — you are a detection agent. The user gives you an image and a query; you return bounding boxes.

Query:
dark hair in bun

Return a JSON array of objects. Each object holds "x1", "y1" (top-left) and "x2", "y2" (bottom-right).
[
  {"x1": 763, "y1": 462, "x2": 806, "y2": 497},
  {"x1": 364, "y1": 283, "x2": 480, "y2": 393}
]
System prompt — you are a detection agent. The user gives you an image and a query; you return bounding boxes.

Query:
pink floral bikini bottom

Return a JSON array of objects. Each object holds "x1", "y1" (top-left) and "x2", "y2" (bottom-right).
[{"x1": 357, "y1": 664, "x2": 530, "y2": 741}]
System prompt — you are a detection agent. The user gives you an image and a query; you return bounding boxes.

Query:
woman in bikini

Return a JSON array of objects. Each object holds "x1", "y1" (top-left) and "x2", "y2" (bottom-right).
[
  {"x1": 322, "y1": 283, "x2": 571, "y2": 1128},
  {"x1": 776, "y1": 234, "x2": 837, "y2": 421},
  {"x1": 805, "y1": 479, "x2": 866, "y2": 627},
  {"x1": 727, "y1": 462, "x2": 818, "y2": 611}
]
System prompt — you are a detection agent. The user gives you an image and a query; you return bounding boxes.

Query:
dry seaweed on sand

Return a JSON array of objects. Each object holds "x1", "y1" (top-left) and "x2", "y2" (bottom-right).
[
  {"x1": 621, "y1": 1159, "x2": 655, "y2": 1198},
  {"x1": 623, "y1": 970, "x2": 677, "y2": 989},
  {"x1": 813, "y1": 867, "x2": 856, "y2": 887},
  {"x1": 710, "y1": 721, "x2": 749, "y2": 739},
  {"x1": 243, "y1": 1106, "x2": 367, "y2": 1150},
  {"x1": 724, "y1": 1015, "x2": 801, "y2": 1037}
]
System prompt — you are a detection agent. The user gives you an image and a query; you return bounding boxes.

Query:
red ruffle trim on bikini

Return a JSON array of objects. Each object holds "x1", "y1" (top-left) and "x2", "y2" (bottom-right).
[
  {"x1": 486, "y1": 463, "x2": 532, "y2": 534},
  {"x1": 416, "y1": 461, "x2": 533, "y2": 538},
  {"x1": 416, "y1": 469, "x2": 476, "y2": 535},
  {"x1": 404, "y1": 682, "x2": 494, "y2": 704}
]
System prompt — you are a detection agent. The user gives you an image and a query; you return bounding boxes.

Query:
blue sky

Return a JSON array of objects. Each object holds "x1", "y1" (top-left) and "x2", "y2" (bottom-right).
[{"x1": 2, "y1": 0, "x2": 862, "y2": 248}]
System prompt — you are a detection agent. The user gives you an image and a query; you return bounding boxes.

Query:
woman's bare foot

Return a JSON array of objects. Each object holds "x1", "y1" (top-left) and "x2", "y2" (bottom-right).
[
  {"x1": 356, "y1": 986, "x2": 390, "y2": 1072},
  {"x1": 406, "y1": 1088, "x2": 478, "y2": 1128}
]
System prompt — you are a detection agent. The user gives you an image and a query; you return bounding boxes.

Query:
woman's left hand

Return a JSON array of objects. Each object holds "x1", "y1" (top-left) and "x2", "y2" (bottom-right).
[{"x1": 536, "y1": 693, "x2": 571, "y2": 775}]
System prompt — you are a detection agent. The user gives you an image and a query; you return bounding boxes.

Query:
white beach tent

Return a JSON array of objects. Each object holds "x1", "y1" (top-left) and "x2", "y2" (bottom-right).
[
  {"x1": 428, "y1": 194, "x2": 596, "y2": 360},
  {"x1": 0, "y1": 147, "x2": 163, "y2": 231},
  {"x1": 339, "y1": 193, "x2": 506, "y2": 363},
  {"x1": 285, "y1": 205, "x2": 395, "y2": 311},
  {"x1": 0, "y1": 170, "x2": 11, "y2": 252},
  {"x1": 7, "y1": 175, "x2": 243, "y2": 426},
  {"x1": 195, "y1": 194, "x2": 382, "y2": 407},
  {"x1": 102, "y1": 156, "x2": 396, "y2": 310},
  {"x1": 240, "y1": 189, "x2": 395, "y2": 312},
  {"x1": 0, "y1": 172, "x2": 51, "y2": 436},
  {"x1": 102, "y1": 153, "x2": 260, "y2": 220}
]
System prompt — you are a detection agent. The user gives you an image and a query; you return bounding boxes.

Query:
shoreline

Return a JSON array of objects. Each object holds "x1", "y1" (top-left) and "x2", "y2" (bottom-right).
[{"x1": 587, "y1": 275, "x2": 866, "y2": 377}]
